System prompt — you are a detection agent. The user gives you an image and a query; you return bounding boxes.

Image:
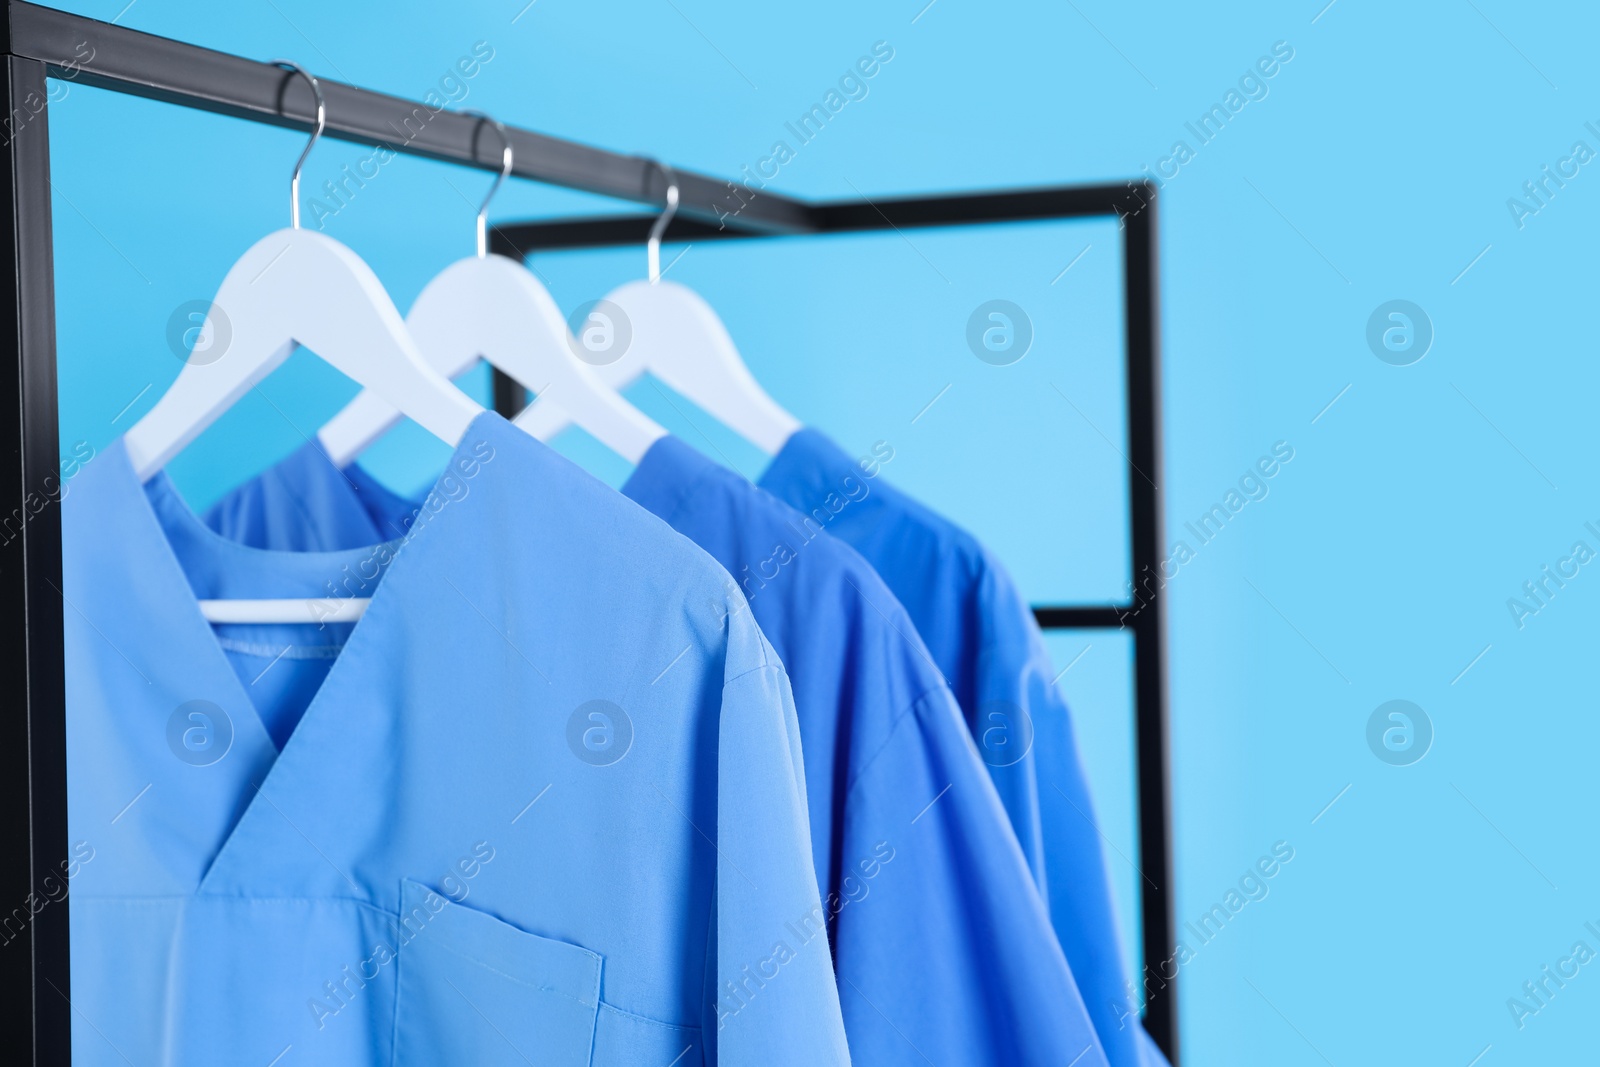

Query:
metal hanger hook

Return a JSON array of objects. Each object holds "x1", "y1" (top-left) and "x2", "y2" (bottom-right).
[
  {"x1": 269, "y1": 60, "x2": 326, "y2": 230},
  {"x1": 644, "y1": 158, "x2": 679, "y2": 284},
  {"x1": 460, "y1": 109, "x2": 513, "y2": 258}
]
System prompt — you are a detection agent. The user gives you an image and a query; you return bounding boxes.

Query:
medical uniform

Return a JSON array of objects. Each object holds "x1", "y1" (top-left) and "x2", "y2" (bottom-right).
[
  {"x1": 624, "y1": 436, "x2": 1117, "y2": 1066},
  {"x1": 65, "y1": 412, "x2": 850, "y2": 1066},
  {"x1": 759, "y1": 428, "x2": 1166, "y2": 1067},
  {"x1": 201, "y1": 432, "x2": 1114, "y2": 1067}
]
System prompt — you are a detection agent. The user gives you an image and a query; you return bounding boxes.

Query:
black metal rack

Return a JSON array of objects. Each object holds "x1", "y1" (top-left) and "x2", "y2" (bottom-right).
[{"x1": 0, "y1": 3, "x2": 1173, "y2": 1062}]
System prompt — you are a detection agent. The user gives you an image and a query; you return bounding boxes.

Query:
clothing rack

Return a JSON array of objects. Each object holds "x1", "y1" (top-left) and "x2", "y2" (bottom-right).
[{"x1": 0, "y1": 3, "x2": 1174, "y2": 1061}]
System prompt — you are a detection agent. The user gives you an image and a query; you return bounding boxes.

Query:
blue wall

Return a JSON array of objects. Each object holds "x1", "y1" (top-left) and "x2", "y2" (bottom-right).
[{"x1": 46, "y1": 1, "x2": 1600, "y2": 1063}]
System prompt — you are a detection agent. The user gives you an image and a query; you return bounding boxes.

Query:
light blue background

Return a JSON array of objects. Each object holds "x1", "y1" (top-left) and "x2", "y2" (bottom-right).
[{"x1": 44, "y1": 1, "x2": 1600, "y2": 1063}]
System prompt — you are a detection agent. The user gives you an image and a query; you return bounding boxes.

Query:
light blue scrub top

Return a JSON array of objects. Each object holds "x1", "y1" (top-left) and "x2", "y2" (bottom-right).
[
  {"x1": 203, "y1": 434, "x2": 1114, "y2": 1066},
  {"x1": 758, "y1": 429, "x2": 1169, "y2": 1067},
  {"x1": 203, "y1": 437, "x2": 421, "y2": 549},
  {"x1": 65, "y1": 412, "x2": 850, "y2": 1066}
]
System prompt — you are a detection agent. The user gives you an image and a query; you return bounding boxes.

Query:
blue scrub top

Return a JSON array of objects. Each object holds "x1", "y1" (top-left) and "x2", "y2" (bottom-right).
[
  {"x1": 203, "y1": 433, "x2": 1115, "y2": 1067},
  {"x1": 203, "y1": 440, "x2": 421, "y2": 549},
  {"x1": 66, "y1": 412, "x2": 850, "y2": 1066},
  {"x1": 759, "y1": 428, "x2": 1168, "y2": 1067},
  {"x1": 627, "y1": 436, "x2": 1112, "y2": 1066}
]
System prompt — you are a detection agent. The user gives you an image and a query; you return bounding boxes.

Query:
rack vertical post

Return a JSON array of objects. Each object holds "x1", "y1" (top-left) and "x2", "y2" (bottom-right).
[{"x1": 0, "y1": 46, "x2": 70, "y2": 1062}]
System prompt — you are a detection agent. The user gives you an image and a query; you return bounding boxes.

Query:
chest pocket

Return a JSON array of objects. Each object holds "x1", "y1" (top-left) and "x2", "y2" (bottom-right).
[{"x1": 393, "y1": 879, "x2": 601, "y2": 1066}]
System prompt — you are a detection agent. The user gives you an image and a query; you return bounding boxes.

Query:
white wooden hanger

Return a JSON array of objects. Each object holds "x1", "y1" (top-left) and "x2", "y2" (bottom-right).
[
  {"x1": 123, "y1": 63, "x2": 483, "y2": 626},
  {"x1": 316, "y1": 112, "x2": 666, "y2": 469},
  {"x1": 513, "y1": 161, "x2": 800, "y2": 455}
]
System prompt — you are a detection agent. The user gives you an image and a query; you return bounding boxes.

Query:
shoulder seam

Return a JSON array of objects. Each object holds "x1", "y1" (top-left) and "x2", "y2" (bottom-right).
[
  {"x1": 840, "y1": 684, "x2": 955, "y2": 799},
  {"x1": 723, "y1": 661, "x2": 787, "y2": 688}
]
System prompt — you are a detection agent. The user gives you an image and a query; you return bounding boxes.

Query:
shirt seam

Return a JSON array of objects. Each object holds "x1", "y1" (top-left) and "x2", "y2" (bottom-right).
[
  {"x1": 214, "y1": 636, "x2": 344, "y2": 660},
  {"x1": 411, "y1": 936, "x2": 599, "y2": 1009},
  {"x1": 840, "y1": 684, "x2": 951, "y2": 800},
  {"x1": 597, "y1": 999, "x2": 703, "y2": 1033},
  {"x1": 722, "y1": 660, "x2": 786, "y2": 688}
]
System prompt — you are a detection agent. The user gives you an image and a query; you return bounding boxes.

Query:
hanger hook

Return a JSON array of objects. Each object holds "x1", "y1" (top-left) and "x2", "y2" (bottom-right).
[
  {"x1": 269, "y1": 60, "x2": 326, "y2": 230},
  {"x1": 644, "y1": 158, "x2": 679, "y2": 284},
  {"x1": 460, "y1": 109, "x2": 513, "y2": 258}
]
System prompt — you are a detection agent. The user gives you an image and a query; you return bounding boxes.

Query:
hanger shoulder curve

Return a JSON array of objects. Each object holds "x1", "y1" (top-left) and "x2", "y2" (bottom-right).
[
  {"x1": 322, "y1": 254, "x2": 666, "y2": 466},
  {"x1": 600, "y1": 278, "x2": 800, "y2": 455},
  {"x1": 125, "y1": 228, "x2": 481, "y2": 481}
]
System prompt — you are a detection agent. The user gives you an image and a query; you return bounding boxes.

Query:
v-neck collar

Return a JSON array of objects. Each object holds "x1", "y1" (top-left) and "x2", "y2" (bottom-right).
[
  {"x1": 145, "y1": 462, "x2": 402, "y2": 749},
  {"x1": 89, "y1": 411, "x2": 511, "y2": 891}
]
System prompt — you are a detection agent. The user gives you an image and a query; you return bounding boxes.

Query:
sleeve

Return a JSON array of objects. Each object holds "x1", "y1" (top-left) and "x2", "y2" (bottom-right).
[
  {"x1": 989, "y1": 600, "x2": 1148, "y2": 1067},
  {"x1": 828, "y1": 677, "x2": 1111, "y2": 1067},
  {"x1": 703, "y1": 625, "x2": 852, "y2": 1066}
]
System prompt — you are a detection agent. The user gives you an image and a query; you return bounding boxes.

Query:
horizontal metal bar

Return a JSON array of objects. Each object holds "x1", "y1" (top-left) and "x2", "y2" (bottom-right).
[
  {"x1": 492, "y1": 214, "x2": 761, "y2": 258},
  {"x1": 1031, "y1": 606, "x2": 1130, "y2": 630},
  {"x1": 491, "y1": 181, "x2": 1157, "y2": 255},
  {"x1": 3, "y1": 1, "x2": 812, "y2": 234},
  {"x1": 809, "y1": 182, "x2": 1154, "y2": 231}
]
